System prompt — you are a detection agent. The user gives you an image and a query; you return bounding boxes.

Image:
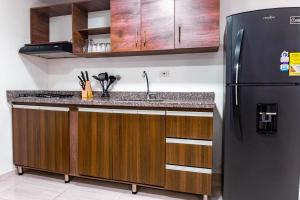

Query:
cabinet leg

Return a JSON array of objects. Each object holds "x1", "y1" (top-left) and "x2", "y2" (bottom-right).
[
  {"x1": 64, "y1": 175, "x2": 70, "y2": 183},
  {"x1": 132, "y1": 184, "x2": 138, "y2": 194},
  {"x1": 203, "y1": 195, "x2": 208, "y2": 200},
  {"x1": 17, "y1": 166, "x2": 23, "y2": 175}
]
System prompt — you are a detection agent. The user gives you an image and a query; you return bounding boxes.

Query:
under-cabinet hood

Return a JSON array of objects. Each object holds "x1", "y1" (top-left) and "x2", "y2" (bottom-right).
[{"x1": 19, "y1": 41, "x2": 76, "y2": 59}]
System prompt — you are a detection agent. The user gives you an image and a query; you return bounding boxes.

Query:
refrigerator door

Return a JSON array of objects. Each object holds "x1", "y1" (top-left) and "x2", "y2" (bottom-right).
[
  {"x1": 224, "y1": 85, "x2": 300, "y2": 200},
  {"x1": 226, "y1": 8, "x2": 300, "y2": 84}
]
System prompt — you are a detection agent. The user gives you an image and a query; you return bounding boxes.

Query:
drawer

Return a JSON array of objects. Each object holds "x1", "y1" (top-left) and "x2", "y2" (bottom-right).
[
  {"x1": 166, "y1": 139, "x2": 212, "y2": 168},
  {"x1": 165, "y1": 165, "x2": 212, "y2": 195},
  {"x1": 166, "y1": 111, "x2": 213, "y2": 140}
]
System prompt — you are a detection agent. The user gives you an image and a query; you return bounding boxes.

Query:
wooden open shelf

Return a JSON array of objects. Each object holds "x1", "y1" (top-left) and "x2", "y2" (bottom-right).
[
  {"x1": 77, "y1": 27, "x2": 110, "y2": 35},
  {"x1": 74, "y1": 47, "x2": 219, "y2": 58},
  {"x1": 30, "y1": 0, "x2": 110, "y2": 45}
]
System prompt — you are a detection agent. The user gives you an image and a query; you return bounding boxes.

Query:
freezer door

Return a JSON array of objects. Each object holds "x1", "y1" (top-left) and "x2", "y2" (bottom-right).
[
  {"x1": 224, "y1": 85, "x2": 300, "y2": 200},
  {"x1": 226, "y1": 8, "x2": 300, "y2": 84}
]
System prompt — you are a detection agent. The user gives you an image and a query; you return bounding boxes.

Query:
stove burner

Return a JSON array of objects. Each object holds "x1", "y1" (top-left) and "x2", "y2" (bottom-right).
[{"x1": 18, "y1": 93, "x2": 74, "y2": 99}]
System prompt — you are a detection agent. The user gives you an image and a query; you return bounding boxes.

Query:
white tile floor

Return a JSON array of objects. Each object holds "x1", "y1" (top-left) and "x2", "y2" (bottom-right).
[{"x1": 0, "y1": 171, "x2": 220, "y2": 200}]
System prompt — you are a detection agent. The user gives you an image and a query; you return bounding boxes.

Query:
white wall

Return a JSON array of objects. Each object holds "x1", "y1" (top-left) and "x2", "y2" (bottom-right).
[
  {"x1": 0, "y1": 0, "x2": 48, "y2": 175},
  {"x1": 0, "y1": 0, "x2": 299, "y2": 176},
  {"x1": 46, "y1": 0, "x2": 300, "y2": 117}
]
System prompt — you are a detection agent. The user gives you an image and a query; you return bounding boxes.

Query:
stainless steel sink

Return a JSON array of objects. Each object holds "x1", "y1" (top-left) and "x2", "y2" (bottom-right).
[{"x1": 115, "y1": 99, "x2": 165, "y2": 103}]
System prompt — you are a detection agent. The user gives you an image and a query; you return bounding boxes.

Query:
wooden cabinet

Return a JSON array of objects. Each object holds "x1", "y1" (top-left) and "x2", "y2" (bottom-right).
[
  {"x1": 175, "y1": 0, "x2": 220, "y2": 49},
  {"x1": 12, "y1": 106, "x2": 70, "y2": 174},
  {"x1": 77, "y1": 109, "x2": 165, "y2": 187},
  {"x1": 12, "y1": 105, "x2": 218, "y2": 197},
  {"x1": 166, "y1": 142, "x2": 212, "y2": 168},
  {"x1": 111, "y1": 0, "x2": 141, "y2": 52},
  {"x1": 111, "y1": 0, "x2": 174, "y2": 52},
  {"x1": 78, "y1": 111, "x2": 116, "y2": 179},
  {"x1": 165, "y1": 110, "x2": 214, "y2": 196},
  {"x1": 113, "y1": 111, "x2": 166, "y2": 186},
  {"x1": 165, "y1": 169, "x2": 212, "y2": 195},
  {"x1": 141, "y1": 0, "x2": 174, "y2": 50},
  {"x1": 166, "y1": 111, "x2": 213, "y2": 140}
]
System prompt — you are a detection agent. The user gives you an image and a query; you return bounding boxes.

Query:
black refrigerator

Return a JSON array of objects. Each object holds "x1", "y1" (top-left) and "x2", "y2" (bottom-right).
[{"x1": 224, "y1": 8, "x2": 300, "y2": 200}]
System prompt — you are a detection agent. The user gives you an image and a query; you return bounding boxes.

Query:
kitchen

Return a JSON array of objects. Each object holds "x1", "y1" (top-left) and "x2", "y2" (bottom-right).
[{"x1": 0, "y1": 0, "x2": 300, "y2": 200}]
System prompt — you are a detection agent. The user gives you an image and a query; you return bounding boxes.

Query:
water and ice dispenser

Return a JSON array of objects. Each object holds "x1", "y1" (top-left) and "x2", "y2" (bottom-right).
[{"x1": 256, "y1": 104, "x2": 278, "y2": 135}]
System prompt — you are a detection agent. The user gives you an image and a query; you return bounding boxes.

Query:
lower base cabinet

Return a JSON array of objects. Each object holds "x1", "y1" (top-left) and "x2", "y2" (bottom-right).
[
  {"x1": 78, "y1": 109, "x2": 166, "y2": 187},
  {"x1": 113, "y1": 112, "x2": 165, "y2": 186},
  {"x1": 13, "y1": 105, "x2": 218, "y2": 198},
  {"x1": 78, "y1": 111, "x2": 116, "y2": 179},
  {"x1": 165, "y1": 169, "x2": 212, "y2": 195},
  {"x1": 12, "y1": 106, "x2": 70, "y2": 174}
]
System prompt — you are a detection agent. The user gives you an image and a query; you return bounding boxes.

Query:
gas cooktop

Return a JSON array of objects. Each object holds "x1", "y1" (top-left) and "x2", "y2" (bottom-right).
[{"x1": 18, "y1": 93, "x2": 74, "y2": 99}]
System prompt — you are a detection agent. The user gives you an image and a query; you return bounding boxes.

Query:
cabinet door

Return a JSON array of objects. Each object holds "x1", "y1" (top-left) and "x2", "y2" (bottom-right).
[
  {"x1": 78, "y1": 112, "x2": 116, "y2": 179},
  {"x1": 113, "y1": 112, "x2": 165, "y2": 186},
  {"x1": 13, "y1": 108, "x2": 38, "y2": 167},
  {"x1": 12, "y1": 107, "x2": 69, "y2": 174},
  {"x1": 141, "y1": 0, "x2": 174, "y2": 51},
  {"x1": 113, "y1": 114, "x2": 139, "y2": 182},
  {"x1": 175, "y1": 0, "x2": 220, "y2": 49},
  {"x1": 138, "y1": 114, "x2": 165, "y2": 186},
  {"x1": 111, "y1": 0, "x2": 141, "y2": 52}
]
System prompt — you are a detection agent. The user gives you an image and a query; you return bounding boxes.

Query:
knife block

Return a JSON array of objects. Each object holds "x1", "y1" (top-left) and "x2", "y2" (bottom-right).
[{"x1": 82, "y1": 81, "x2": 93, "y2": 100}]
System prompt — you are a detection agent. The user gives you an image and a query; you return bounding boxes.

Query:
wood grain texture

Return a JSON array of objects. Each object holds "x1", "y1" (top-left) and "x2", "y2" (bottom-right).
[
  {"x1": 74, "y1": 0, "x2": 110, "y2": 12},
  {"x1": 165, "y1": 170, "x2": 212, "y2": 195},
  {"x1": 13, "y1": 108, "x2": 31, "y2": 166},
  {"x1": 113, "y1": 114, "x2": 165, "y2": 186},
  {"x1": 166, "y1": 143, "x2": 212, "y2": 168},
  {"x1": 78, "y1": 112, "x2": 115, "y2": 179},
  {"x1": 141, "y1": 0, "x2": 174, "y2": 50},
  {"x1": 69, "y1": 111, "x2": 79, "y2": 176},
  {"x1": 111, "y1": 0, "x2": 141, "y2": 52},
  {"x1": 31, "y1": 10, "x2": 49, "y2": 44},
  {"x1": 113, "y1": 114, "x2": 139, "y2": 182},
  {"x1": 31, "y1": 3, "x2": 72, "y2": 17},
  {"x1": 78, "y1": 27, "x2": 110, "y2": 35},
  {"x1": 72, "y1": 4, "x2": 88, "y2": 54},
  {"x1": 138, "y1": 114, "x2": 165, "y2": 186},
  {"x1": 175, "y1": 0, "x2": 220, "y2": 49},
  {"x1": 166, "y1": 116, "x2": 213, "y2": 140},
  {"x1": 12, "y1": 108, "x2": 70, "y2": 174}
]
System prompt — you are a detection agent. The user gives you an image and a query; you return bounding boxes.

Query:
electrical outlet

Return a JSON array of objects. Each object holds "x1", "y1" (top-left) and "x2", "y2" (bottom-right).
[{"x1": 160, "y1": 70, "x2": 170, "y2": 78}]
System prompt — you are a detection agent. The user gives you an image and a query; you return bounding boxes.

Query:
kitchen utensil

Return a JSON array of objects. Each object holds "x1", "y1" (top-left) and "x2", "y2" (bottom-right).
[
  {"x1": 98, "y1": 73, "x2": 107, "y2": 94},
  {"x1": 78, "y1": 76, "x2": 86, "y2": 90},
  {"x1": 79, "y1": 81, "x2": 86, "y2": 90},
  {"x1": 81, "y1": 71, "x2": 86, "y2": 82},
  {"x1": 85, "y1": 71, "x2": 89, "y2": 81},
  {"x1": 92, "y1": 75, "x2": 100, "y2": 81},
  {"x1": 105, "y1": 76, "x2": 117, "y2": 91}
]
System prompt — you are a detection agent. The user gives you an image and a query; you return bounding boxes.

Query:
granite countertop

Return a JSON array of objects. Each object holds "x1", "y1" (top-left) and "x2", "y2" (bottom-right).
[{"x1": 7, "y1": 90, "x2": 215, "y2": 109}]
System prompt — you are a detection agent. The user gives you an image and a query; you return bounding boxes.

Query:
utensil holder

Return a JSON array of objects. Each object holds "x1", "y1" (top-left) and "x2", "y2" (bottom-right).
[{"x1": 82, "y1": 81, "x2": 93, "y2": 100}]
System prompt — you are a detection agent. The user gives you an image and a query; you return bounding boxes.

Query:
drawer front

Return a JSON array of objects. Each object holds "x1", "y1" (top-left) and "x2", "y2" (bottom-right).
[
  {"x1": 166, "y1": 111, "x2": 213, "y2": 140},
  {"x1": 166, "y1": 141, "x2": 212, "y2": 168},
  {"x1": 165, "y1": 167, "x2": 212, "y2": 195}
]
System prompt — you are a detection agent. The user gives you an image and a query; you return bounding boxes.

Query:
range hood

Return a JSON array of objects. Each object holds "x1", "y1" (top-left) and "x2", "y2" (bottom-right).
[{"x1": 19, "y1": 41, "x2": 77, "y2": 59}]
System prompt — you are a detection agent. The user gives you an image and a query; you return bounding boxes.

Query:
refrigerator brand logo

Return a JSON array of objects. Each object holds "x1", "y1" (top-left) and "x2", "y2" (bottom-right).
[
  {"x1": 263, "y1": 15, "x2": 276, "y2": 20},
  {"x1": 290, "y1": 16, "x2": 300, "y2": 24}
]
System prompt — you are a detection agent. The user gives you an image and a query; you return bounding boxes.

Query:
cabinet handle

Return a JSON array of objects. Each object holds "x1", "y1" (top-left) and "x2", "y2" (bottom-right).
[
  {"x1": 135, "y1": 28, "x2": 139, "y2": 48},
  {"x1": 178, "y1": 26, "x2": 182, "y2": 43},
  {"x1": 143, "y1": 31, "x2": 147, "y2": 47}
]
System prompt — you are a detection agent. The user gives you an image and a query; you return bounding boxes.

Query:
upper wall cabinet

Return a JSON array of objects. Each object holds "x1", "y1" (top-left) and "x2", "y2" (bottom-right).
[
  {"x1": 175, "y1": 0, "x2": 220, "y2": 49},
  {"x1": 22, "y1": 0, "x2": 220, "y2": 59},
  {"x1": 111, "y1": 0, "x2": 141, "y2": 52},
  {"x1": 140, "y1": 0, "x2": 174, "y2": 51}
]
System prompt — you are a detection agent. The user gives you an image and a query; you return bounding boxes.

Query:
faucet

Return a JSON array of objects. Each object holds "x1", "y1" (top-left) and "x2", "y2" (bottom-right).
[{"x1": 142, "y1": 71, "x2": 156, "y2": 100}]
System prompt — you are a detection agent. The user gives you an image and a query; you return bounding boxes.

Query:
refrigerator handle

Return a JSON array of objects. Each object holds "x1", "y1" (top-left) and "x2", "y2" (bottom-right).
[{"x1": 233, "y1": 29, "x2": 245, "y2": 106}]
